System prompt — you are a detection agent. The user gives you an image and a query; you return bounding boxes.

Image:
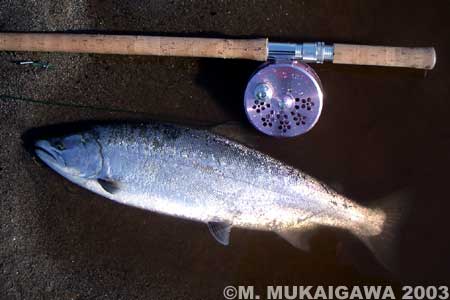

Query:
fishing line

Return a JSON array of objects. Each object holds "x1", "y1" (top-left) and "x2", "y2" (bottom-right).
[{"x1": 0, "y1": 94, "x2": 221, "y2": 127}]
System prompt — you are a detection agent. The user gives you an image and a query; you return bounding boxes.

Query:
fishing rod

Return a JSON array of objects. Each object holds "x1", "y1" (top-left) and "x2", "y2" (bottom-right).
[{"x1": 0, "y1": 33, "x2": 436, "y2": 137}]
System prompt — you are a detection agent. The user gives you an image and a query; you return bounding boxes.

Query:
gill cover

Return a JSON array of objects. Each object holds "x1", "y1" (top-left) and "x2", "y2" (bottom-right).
[{"x1": 35, "y1": 133, "x2": 103, "y2": 179}]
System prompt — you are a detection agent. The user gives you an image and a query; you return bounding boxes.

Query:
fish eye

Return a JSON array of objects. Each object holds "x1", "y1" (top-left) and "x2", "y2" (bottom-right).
[{"x1": 55, "y1": 142, "x2": 65, "y2": 150}]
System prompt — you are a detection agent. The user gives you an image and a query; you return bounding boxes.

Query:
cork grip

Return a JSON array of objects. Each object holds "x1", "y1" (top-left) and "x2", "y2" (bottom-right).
[
  {"x1": 0, "y1": 33, "x2": 268, "y2": 61},
  {"x1": 333, "y1": 44, "x2": 436, "y2": 70}
]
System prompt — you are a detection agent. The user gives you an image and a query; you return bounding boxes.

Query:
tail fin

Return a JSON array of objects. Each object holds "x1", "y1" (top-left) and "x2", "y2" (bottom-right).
[{"x1": 355, "y1": 189, "x2": 412, "y2": 272}]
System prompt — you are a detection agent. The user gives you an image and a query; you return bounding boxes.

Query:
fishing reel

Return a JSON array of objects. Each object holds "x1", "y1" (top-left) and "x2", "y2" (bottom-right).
[
  {"x1": 244, "y1": 42, "x2": 332, "y2": 138},
  {"x1": 0, "y1": 33, "x2": 435, "y2": 138}
]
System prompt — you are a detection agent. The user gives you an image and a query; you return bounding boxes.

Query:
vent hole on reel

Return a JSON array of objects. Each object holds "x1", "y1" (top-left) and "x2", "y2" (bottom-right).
[{"x1": 256, "y1": 109, "x2": 260, "y2": 113}]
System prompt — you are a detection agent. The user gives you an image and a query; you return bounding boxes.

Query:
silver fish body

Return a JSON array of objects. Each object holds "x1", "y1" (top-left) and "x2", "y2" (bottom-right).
[{"x1": 34, "y1": 122, "x2": 403, "y2": 265}]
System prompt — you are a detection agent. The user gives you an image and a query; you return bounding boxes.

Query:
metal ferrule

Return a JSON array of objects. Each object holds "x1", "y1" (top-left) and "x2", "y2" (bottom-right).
[{"x1": 268, "y1": 42, "x2": 334, "y2": 63}]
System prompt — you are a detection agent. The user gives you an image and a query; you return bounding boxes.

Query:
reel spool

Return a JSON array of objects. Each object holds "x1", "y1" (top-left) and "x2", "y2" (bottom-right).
[{"x1": 244, "y1": 61, "x2": 323, "y2": 138}]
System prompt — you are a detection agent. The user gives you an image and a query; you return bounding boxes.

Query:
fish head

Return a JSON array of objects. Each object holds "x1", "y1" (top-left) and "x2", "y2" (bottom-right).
[{"x1": 34, "y1": 133, "x2": 103, "y2": 179}]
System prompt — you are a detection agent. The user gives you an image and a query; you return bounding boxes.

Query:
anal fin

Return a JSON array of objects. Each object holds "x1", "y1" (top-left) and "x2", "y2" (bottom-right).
[{"x1": 276, "y1": 223, "x2": 319, "y2": 252}]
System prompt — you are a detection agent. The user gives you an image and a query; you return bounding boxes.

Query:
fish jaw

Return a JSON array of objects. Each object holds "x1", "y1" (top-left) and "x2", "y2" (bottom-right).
[
  {"x1": 34, "y1": 139, "x2": 103, "y2": 196},
  {"x1": 34, "y1": 139, "x2": 66, "y2": 172}
]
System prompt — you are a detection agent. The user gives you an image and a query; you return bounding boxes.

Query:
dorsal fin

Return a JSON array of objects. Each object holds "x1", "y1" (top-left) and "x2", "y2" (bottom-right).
[{"x1": 211, "y1": 122, "x2": 263, "y2": 147}]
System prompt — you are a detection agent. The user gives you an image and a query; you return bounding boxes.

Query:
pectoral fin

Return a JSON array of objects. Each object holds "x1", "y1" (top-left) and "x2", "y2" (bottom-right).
[
  {"x1": 276, "y1": 224, "x2": 318, "y2": 252},
  {"x1": 97, "y1": 178, "x2": 121, "y2": 194},
  {"x1": 208, "y1": 221, "x2": 232, "y2": 245}
]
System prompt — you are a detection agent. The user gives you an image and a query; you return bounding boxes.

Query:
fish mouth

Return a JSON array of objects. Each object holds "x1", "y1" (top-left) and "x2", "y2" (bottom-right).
[{"x1": 34, "y1": 140, "x2": 64, "y2": 168}]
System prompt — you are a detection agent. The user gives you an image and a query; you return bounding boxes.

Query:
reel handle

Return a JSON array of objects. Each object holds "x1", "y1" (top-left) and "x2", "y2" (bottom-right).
[
  {"x1": 333, "y1": 44, "x2": 436, "y2": 70},
  {"x1": 0, "y1": 33, "x2": 268, "y2": 61}
]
